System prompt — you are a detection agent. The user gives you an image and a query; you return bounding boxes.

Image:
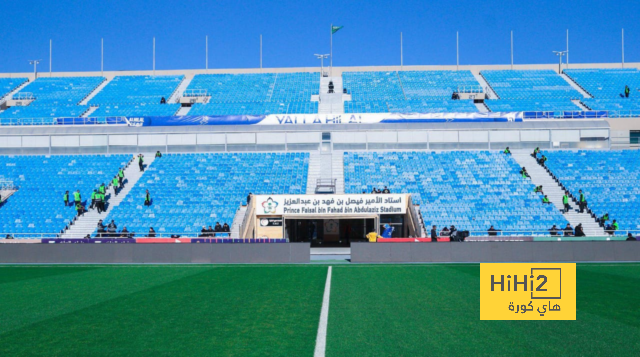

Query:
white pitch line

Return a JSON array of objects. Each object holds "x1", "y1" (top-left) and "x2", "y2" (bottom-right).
[{"x1": 314, "y1": 265, "x2": 333, "y2": 357}]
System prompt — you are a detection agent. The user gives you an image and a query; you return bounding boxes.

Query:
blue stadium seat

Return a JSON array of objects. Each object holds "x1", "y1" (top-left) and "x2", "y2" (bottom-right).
[
  {"x1": 89, "y1": 75, "x2": 184, "y2": 105},
  {"x1": 343, "y1": 151, "x2": 568, "y2": 235},
  {"x1": 481, "y1": 70, "x2": 581, "y2": 100}
]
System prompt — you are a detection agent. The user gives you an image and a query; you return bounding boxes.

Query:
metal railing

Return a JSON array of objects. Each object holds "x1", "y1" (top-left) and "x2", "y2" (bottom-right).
[
  {"x1": 182, "y1": 89, "x2": 208, "y2": 97},
  {"x1": 0, "y1": 180, "x2": 17, "y2": 190},
  {"x1": 0, "y1": 116, "x2": 128, "y2": 126},
  {"x1": 11, "y1": 92, "x2": 34, "y2": 100}
]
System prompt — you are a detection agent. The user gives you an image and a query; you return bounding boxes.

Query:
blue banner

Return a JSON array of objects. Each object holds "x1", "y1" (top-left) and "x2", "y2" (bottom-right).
[{"x1": 125, "y1": 115, "x2": 266, "y2": 127}]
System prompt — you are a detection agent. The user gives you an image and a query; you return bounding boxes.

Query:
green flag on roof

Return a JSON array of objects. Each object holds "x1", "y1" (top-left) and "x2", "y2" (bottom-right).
[{"x1": 331, "y1": 25, "x2": 343, "y2": 34}]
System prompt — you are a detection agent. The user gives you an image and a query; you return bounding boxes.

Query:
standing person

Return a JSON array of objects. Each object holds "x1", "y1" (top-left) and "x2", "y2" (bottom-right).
[
  {"x1": 578, "y1": 189, "x2": 586, "y2": 213},
  {"x1": 112, "y1": 176, "x2": 120, "y2": 196},
  {"x1": 118, "y1": 168, "x2": 125, "y2": 186},
  {"x1": 430, "y1": 225, "x2": 438, "y2": 242},
  {"x1": 612, "y1": 220, "x2": 619, "y2": 232},
  {"x1": 63, "y1": 190, "x2": 69, "y2": 206},
  {"x1": 99, "y1": 183, "x2": 106, "y2": 196},
  {"x1": 531, "y1": 147, "x2": 540, "y2": 158},
  {"x1": 247, "y1": 192, "x2": 252, "y2": 205},
  {"x1": 73, "y1": 190, "x2": 81, "y2": 206},
  {"x1": 138, "y1": 154, "x2": 145, "y2": 172},
  {"x1": 144, "y1": 190, "x2": 151, "y2": 206},
  {"x1": 90, "y1": 189, "x2": 97, "y2": 209},
  {"x1": 562, "y1": 192, "x2": 570, "y2": 213},
  {"x1": 95, "y1": 191, "x2": 105, "y2": 213},
  {"x1": 625, "y1": 85, "x2": 630, "y2": 98},
  {"x1": 503, "y1": 147, "x2": 511, "y2": 155}
]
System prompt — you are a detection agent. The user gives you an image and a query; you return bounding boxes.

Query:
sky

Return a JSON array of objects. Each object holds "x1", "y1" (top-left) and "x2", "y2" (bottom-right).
[{"x1": 0, "y1": 0, "x2": 638, "y2": 73}]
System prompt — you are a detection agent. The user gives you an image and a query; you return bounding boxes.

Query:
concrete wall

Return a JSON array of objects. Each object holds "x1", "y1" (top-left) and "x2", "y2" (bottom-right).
[
  {"x1": 351, "y1": 242, "x2": 640, "y2": 263},
  {"x1": 0, "y1": 243, "x2": 310, "y2": 264}
]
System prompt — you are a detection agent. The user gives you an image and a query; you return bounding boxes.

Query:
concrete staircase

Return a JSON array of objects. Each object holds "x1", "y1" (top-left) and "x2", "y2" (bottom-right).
[
  {"x1": 560, "y1": 73, "x2": 592, "y2": 98},
  {"x1": 81, "y1": 106, "x2": 99, "y2": 118},
  {"x1": 331, "y1": 151, "x2": 345, "y2": 194},
  {"x1": 472, "y1": 70, "x2": 499, "y2": 99},
  {"x1": 230, "y1": 205, "x2": 248, "y2": 238},
  {"x1": 60, "y1": 156, "x2": 156, "y2": 238},
  {"x1": 511, "y1": 153, "x2": 605, "y2": 236},
  {"x1": 306, "y1": 151, "x2": 322, "y2": 194},
  {"x1": 169, "y1": 75, "x2": 193, "y2": 104},
  {"x1": 572, "y1": 99, "x2": 590, "y2": 111},
  {"x1": 79, "y1": 77, "x2": 111, "y2": 105},
  {"x1": 0, "y1": 189, "x2": 17, "y2": 203},
  {"x1": 318, "y1": 76, "x2": 344, "y2": 114},
  {"x1": 175, "y1": 106, "x2": 192, "y2": 116},
  {"x1": 475, "y1": 102, "x2": 490, "y2": 112}
]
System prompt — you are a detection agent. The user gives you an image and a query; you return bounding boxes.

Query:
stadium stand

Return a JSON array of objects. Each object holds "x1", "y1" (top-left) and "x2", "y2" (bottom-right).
[
  {"x1": 343, "y1": 151, "x2": 569, "y2": 235},
  {"x1": 0, "y1": 77, "x2": 29, "y2": 100},
  {"x1": 481, "y1": 70, "x2": 581, "y2": 100},
  {"x1": 0, "y1": 154, "x2": 129, "y2": 238},
  {"x1": 564, "y1": 68, "x2": 640, "y2": 98},
  {"x1": 342, "y1": 70, "x2": 481, "y2": 113},
  {"x1": 184, "y1": 73, "x2": 319, "y2": 115},
  {"x1": 90, "y1": 104, "x2": 180, "y2": 117},
  {"x1": 88, "y1": 75, "x2": 184, "y2": 105},
  {"x1": 14, "y1": 77, "x2": 104, "y2": 106},
  {"x1": 542, "y1": 150, "x2": 640, "y2": 234},
  {"x1": 0, "y1": 105, "x2": 89, "y2": 125},
  {"x1": 580, "y1": 98, "x2": 640, "y2": 117},
  {"x1": 484, "y1": 99, "x2": 581, "y2": 112},
  {"x1": 99, "y1": 152, "x2": 309, "y2": 236}
]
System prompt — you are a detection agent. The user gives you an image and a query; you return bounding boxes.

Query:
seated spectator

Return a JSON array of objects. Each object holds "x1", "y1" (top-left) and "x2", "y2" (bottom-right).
[
  {"x1": 222, "y1": 223, "x2": 230, "y2": 232},
  {"x1": 5, "y1": 234, "x2": 14, "y2": 240},
  {"x1": 371, "y1": 187, "x2": 378, "y2": 194},
  {"x1": 155, "y1": 151, "x2": 162, "y2": 158},
  {"x1": 440, "y1": 226, "x2": 450, "y2": 236},
  {"x1": 160, "y1": 96, "x2": 166, "y2": 104},
  {"x1": 382, "y1": 186, "x2": 390, "y2": 194},
  {"x1": 97, "y1": 220, "x2": 105, "y2": 230},
  {"x1": 549, "y1": 225, "x2": 559, "y2": 236},
  {"x1": 84, "y1": 234, "x2": 91, "y2": 239},
  {"x1": 200, "y1": 226, "x2": 208, "y2": 237},
  {"x1": 207, "y1": 226, "x2": 214, "y2": 237},
  {"x1": 148, "y1": 227, "x2": 157, "y2": 238},
  {"x1": 575, "y1": 223, "x2": 586, "y2": 237},
  {"x1": 626, "y1": 233, "x2": 637, "y2": 241},
  {"x1": 120, "y1": 227, "x2": 129, "y2": 238},
  {"x1": 214, "y1": 222, "x2": 222, "y2": 232},
  {"x1": 488, "y1": 225, "x2": 500, "y2": 236},
  {"x1": 107, "y1": 220, "x2": 117, "y2": 237},
  {"x1": 564, "y1": 224, "x2": 574, "y2": 237}
]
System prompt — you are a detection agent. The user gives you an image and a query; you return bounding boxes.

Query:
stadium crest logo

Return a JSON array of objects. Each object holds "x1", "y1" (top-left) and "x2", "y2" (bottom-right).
[
  {"x1": 262, "y1": 197, "x2": 278, "y2": 214},
  {"x1": 480, "y1": 263, "x2": 576, "y2": 320}
]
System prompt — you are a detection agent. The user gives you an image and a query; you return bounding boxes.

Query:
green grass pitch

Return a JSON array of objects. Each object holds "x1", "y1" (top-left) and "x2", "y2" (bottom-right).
[{"x1": 0, "y1": 264, "x2": 639, "y2": 356}]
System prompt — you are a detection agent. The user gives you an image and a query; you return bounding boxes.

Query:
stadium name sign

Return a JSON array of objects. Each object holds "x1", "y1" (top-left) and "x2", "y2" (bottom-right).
[
  {"x1": 254, "y1": 194, "x2": 407, "y2": 216},
  {"x1": 123, "y1": 112, "x2": 523, "y2": 127}
]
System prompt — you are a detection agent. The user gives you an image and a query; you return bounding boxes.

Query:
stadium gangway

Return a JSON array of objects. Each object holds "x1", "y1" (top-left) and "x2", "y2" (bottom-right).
[{"x1": 0, "y1": 117, "x2": 128, "y2": 126}]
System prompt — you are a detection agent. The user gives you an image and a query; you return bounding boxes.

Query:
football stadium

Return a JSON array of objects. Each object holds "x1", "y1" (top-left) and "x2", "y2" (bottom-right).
[{"x1": 1, "y1": 1, "x2": 640, "y2": 355}]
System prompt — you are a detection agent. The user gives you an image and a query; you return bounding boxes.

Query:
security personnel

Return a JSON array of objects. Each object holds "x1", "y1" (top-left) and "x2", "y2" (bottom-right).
[
  {"x1": 625, "y1": 85, "x2": 630, "y2": 98},
  {"x1": 138, "y1": 154, "x2": 145, "y2": 172},
  {"x1": 144, "y1": 189, "x2": 151, "y2": 206},
  {"x1": 503, "y1": 147, "x2": 511, "y2": 155},
  {"x1": 75, "y1": 202, "x2": 84, "y2": 216},
  {"x1": 112, "y1": 176, "x2": 120, "y2": 195},
  {"x1": 90, "y1": 189, "x2": 97, "y2": 209},
  {"x1": 612, "y1": 220, "x2": 619, "y2": 231},
  {"x1": 562, "y1": 193, "x2": 570, "y2": 213},
  {"x1": 96, "y1": 191, "x2": 105, "y2": 213},
  {"x1": 118, "y1": 168, "x2": 125, "y2": 186},
  {"x1": 73, "y1": 190, "x2": 81, "y2": 205},
  {"x1": 534, "y1": 185, "x2": 543, "y2": 193},
  {"x1": 63, "y1": 191, "x2": 70, "y2": 206},
  {"x1": 99, "y1": 183, "x2": 106, "y2": 195},
  {"x1": 578, "y1": 190, "x2": 586, "y2": 213},
  {"x1": 155, "y1": 151, "x2": 162, "y2": 158},
  {"x1": 542, "y1": 195, "x2": 551, "y2": 204}
]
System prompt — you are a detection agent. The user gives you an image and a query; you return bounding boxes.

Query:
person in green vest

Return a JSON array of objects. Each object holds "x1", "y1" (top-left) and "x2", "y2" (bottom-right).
[
  {"x1": 96, "y1": 192, "x2": 105, "y2": 214},
  {"x1": 138, "y1": 154, "x2": 145, "y2": 172},
  {"x1": 63, "y1": 191, "x2": 69, "y2": 206},
  {"x1": 503, "y1": 147, "x2": 511, "y2": 155},
  {"x1": 625, "y1": 85, "x2": 630, "y2": 98},
  {"x1": 578, "y1": 189, "x2": 586, "y2": 213},
  {"x1": 99, "y1": 183, "x2": 106, "y2": 195},
  {"x1": 75, "y1": 202, "x2": 85, "y2": 217},
  {"x1": 597, "y1": 212, "x2": 609, "y2": 227},
  {"x1": 144, "y1": 189, "x2": 151, "y2": 206},
  {"x1": 112, "y1": 176, "x2": 120, "y2": 195},
  {"x1": 73, "y1": 190, "x2": 81, "y2": 205},
  {"x1": 520, "y1": 167, "x2": 529, "y2": 179},
  {"x1": 538, "y1": 155, "x2": 548, "y2": 166},
  {"x1": 90, "y1": 189, "x2": 97, "y2": 209},
  {"x1": 542, "y1": 195, "x2": 551, "y2": 204},
  {"x1": 612, "y1": 220, "x2": 619, "y2": 231},
  {"x1": 534, "y1": 185, "x2": 543, "y2": 194},
  {"x1": 118, "y1": 168, "x2": 125, "y2": 186},
  {"x1": 155, "y1": 151, "x2": 162, "y2": 158},
  {"x1": 531, "y1": 147, "x2": 540, "y2": 158},
  {"x1": 562, "y1": 192, "x2": 570, "y2": 213}
]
